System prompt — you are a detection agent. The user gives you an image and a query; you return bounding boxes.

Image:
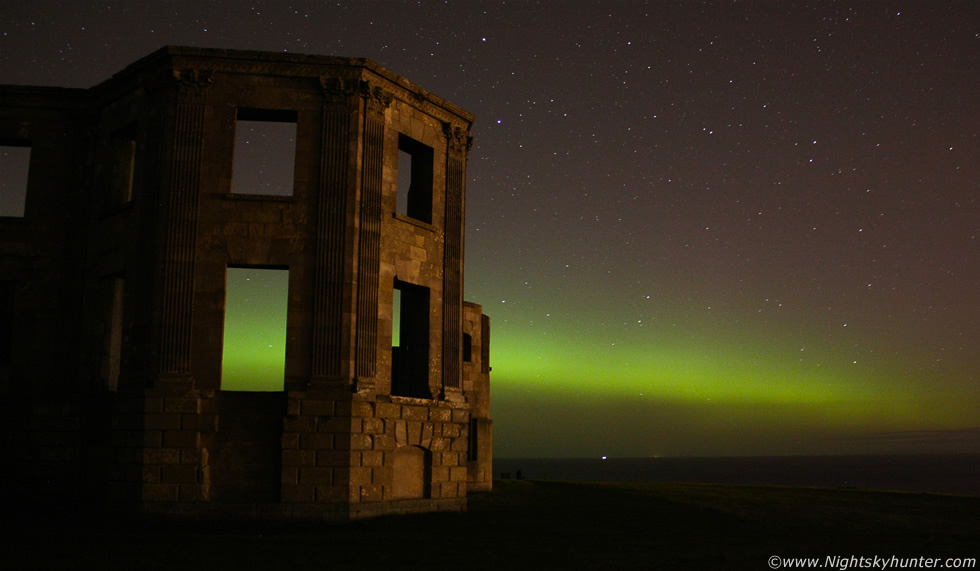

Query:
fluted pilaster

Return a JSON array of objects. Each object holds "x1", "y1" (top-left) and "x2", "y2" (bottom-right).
[
  {"x1": 354, "y1": 84, "x2": 391, "y2": 387},
  {"x1": 441, "y1": 123, "x2": 471, "y2": 393},
  {"x1": 311, "y1": 78, "x2": 359, "y2": 381},
  {"x1": 158, "y1": 68, "x2": 211, "y2": 377}
]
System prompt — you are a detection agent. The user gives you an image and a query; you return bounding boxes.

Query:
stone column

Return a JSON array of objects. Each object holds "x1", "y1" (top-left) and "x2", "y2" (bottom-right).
[{"x1": 441, "y1": 123, "x2": 471, "y2": 397}]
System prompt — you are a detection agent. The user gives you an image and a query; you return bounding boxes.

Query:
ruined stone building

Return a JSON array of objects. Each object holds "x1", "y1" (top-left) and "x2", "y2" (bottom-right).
[{"x1": 0, "y1": 47, "x2": 491, "y2": 520}]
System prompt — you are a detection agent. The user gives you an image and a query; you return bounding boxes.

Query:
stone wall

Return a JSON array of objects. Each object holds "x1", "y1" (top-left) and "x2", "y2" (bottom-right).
[
  {"x1": 464, "y1": 302, "x2": 493, "y2": 491},
  {"x1": 280, "y1": 392, "x2": 470, "y2": 509}
]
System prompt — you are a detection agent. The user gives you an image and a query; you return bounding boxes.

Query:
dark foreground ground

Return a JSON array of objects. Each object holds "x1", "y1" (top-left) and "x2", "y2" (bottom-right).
[{"x1": 4, "y1": 480, "x2": 978, "y2": 570}]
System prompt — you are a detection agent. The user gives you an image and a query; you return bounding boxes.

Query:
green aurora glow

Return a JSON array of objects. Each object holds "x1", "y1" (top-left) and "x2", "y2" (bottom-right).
[
  {"x1": 484, "y1": 299, "x2": 978, "y2": 457},
  {"x1": 221, "y1": 268, "x2": 289, "y2": 392}
]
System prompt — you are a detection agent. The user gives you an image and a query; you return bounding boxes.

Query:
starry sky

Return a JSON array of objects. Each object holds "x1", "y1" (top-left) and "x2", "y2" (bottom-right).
[{"x1": 2, "y1": 1, "x2": 978, "y2": 457}]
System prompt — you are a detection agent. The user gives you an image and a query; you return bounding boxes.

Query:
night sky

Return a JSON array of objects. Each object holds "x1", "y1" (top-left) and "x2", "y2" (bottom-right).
[{"x1": 2, "y1": 1, "x2": 977, "y2": 457}]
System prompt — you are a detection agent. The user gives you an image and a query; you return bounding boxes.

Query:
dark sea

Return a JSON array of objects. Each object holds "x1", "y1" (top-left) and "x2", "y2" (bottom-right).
[{"x1": 494, "y1": 454, "x2": 980, "y2": 496}]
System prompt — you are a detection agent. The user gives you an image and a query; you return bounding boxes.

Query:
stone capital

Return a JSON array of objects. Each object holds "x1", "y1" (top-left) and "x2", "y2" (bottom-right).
[
  {"x1": 359, "y1": 81, "x2": 393, "y2": 111},
  {"x1": 173, "y1": 68, "x2": 213, "y2": 90},
  {"x1": 319, "y1": 76, "x2": 359, "y2": 105},
  {"x1": 442, "y1": 122, "x2": 472, "y2": 154}
]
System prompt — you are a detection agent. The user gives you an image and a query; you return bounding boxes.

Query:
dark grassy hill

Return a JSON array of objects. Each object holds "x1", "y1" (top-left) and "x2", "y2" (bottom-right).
[{"x1": 5, "y1": 480, "x2": 977, "y2": 569}]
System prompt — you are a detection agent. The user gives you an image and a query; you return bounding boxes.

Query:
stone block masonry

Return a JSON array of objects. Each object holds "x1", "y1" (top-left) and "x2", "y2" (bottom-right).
[{"x1": 281, "y1": 391, "x2": 471, "y2": 509}]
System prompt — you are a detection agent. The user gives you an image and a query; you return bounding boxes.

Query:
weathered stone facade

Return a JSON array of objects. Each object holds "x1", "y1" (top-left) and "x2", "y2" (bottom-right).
[{"x1": 0, "y1": 47, "x2": 491, "y2": 520}]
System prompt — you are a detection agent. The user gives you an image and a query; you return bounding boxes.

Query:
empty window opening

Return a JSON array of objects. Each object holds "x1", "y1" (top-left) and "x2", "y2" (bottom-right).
[
  {"x1": 232, "y1": 109, "x2": 297, "y2": 197},
  {"x1": 463, "y1": 333, "x2": 473, "y2": 362},
  {"x1": 0, "y1": 282, "x2": 13, "y2": 390},
  {"x1": 481, "y1": 315, "x2": 491, "y2": 374},
  {"x1": 392, "y1": 287, "x2": 401, "y2": 348},
  {"x1": 396, "y1": 134, "x2": 433, "y2": 223},
  {"x1": 0, "y1": 145, "x2": 31, "y2": 217},
  {"x1": 103, "y1": 278, "x2": 125, "y2": 392},
  {"x1": 392, "y1": 280, "x2": 430, "y2": 399},
  {"x1": 468, "y1": 419, "x2": 479, "y2": 462},
  {"x1": 106, "y1": 129, "x2": 136, "y2": 205},
  {"x1": 222, "y1": 267, "x2": 289, "y2": 391}
]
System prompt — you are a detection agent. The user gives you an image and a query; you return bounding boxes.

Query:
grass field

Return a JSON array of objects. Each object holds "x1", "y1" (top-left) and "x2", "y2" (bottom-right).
[{"x1": 5, "y1": 480, "x2": 978, "y2": 569}]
